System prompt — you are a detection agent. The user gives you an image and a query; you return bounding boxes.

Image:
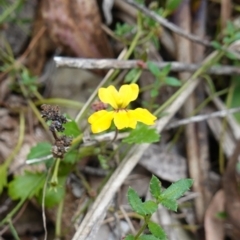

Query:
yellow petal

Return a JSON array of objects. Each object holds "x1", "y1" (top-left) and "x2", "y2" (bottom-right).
[
  {"x1": 88, "y1": 110, "x2": 114, "y2": 133},
  {"x1": 98, "y1": 86, "x2": 120, "y2": 109},
  {"x1": 113, "y1": 110, "x2": 131, "y2": 130},
  {"x1": 129, "y1": 108, "x2": 157, "y2": 125},
  {"x1": 119, "y1": 84, "x2": 139, "y2": 108}
]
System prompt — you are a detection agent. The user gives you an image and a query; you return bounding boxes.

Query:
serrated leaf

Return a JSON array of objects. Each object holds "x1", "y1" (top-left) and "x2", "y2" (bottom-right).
[
  {"x1": 27, "y1": 142, "x2": 52, "y2": 160},
  {"x1": 147, "y1": 61, "x2": 161, "y2": 78},
  {"x1": 150, "y1": 175, "x2": 161, "y2": 199},
  {"x1": 123, "y1": 124, "x2": 160, "y2": 144},
  {"x1": 161, "y1": 179, "x2": 193, "y2": 200},
  {"x1": 0, "y1": 164, "x2": 7, "y2": 194},
  {"x1": 8, "y1": 172, "x2": 45, "y2": 200},
  {"x1": 127, "y1": 187, "x2": 146, "y2": 216},
  {"x1": 164, "y1": 77, "x2": 181, "y2": 87},
  {"x1": 124, "y1": 235, "x2": 135, "y2": 240},
  {"x1": 166, "y1": 0, "x2": 181, "y2": 11},
  {"x1": 159, "y1": 198, "x2": 178, "y2": 211},
  {"x1": 38, "y1": 176, "x2": 66, "y2": 208},
  {"x1": 63, "y1": 120, "x2": 81, "y2": 137},
  {"x1": 142, "y1": 200, "x2": 158, "y2": 214},
  {"x1": 148, "y1": 222, "x2": 167, "y2": 240},
  {"x1": 139, "y1": 234, "x2": 160, "y2": 240}
]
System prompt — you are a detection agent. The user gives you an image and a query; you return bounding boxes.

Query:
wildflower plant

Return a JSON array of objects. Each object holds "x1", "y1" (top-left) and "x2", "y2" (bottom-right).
[{"x1": 88, "y1": 83, "x2": 157, "y2": 133}]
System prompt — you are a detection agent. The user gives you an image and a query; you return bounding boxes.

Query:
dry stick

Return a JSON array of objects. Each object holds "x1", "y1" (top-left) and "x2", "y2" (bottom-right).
[
  {"x1": 54, "y1": 57, "x2": 240, "y2": 75},
  {"x1": 192, "y1": 0, "x2": 211, "y2": 219},
  {"x1": 174, "y1": 0, "x2": 205, "y2": 223},
  {"x1": 124, "y1": 0, "x2": 211, "y2": 46}
]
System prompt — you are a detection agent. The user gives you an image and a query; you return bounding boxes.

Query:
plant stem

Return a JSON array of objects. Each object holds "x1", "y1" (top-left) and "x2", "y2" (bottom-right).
[
  {"x1": 50, "y1": 158, "x2": 61, "y2": 186},
  {"x1": 55, "y1": 198, "x2": 64, "y2": 238},
  {"x1": 8, "y1": 220, "x2": 20, "y2": 240},
  {"x1": 134, "y1": 215, "x2": 151, "y2": 239}
]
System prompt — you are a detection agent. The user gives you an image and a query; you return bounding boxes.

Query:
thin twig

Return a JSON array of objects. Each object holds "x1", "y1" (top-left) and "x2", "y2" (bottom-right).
[
  {"x1": 124, "y1": 0, "x2": 211, "y2": 46},
  {"x1": 54, "y1": 57, "x2": 240, "y2": 75}
]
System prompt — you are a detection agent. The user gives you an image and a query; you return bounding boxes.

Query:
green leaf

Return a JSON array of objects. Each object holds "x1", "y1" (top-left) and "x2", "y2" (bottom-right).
[
  {"x1": 127, "y1": 187, "x2": 146, "y2": 216},
  {"x1": 63, "y1": 150, "x2": 79, "y2": 164},
  {"x1": 38, "y1": 176, "x2": 66, "y2": 208},
  {"x1": 125, "y1": 68, "x2": 142, "y2": 83},
  {"x1": 98, "y1": 154, "x2": 109, "y2": 170},
  {"x1": 63, "y1": 120, "x2": 81, "y2": 137},
  {"x1": 124, "y1": 235, "x2": 135, "y2": 240},
  {"x1": 159, "y1": 198, "x2": 178, "y2": 211},
  {"x1": 147, "y1": 61, "x2": 161, "y2": 78},
  {"x1": 139, "y1": 235, "x2": 160, "y2": 240},
  {"x1": 0, "y1": 164, "x2": 7, "y2": 194},
  {"x1": 166, "y1": 0, "x2": 182, "y2": 12},
  {"x1": 161, "y1": 179, "x2": 193, "y2": 200},
  {"x1": 27, "y1": 142, "x2": 52, "y2": 161},
  {"x1": 142, "y1": 200, "x2": 158, "y2": 214},
  {"x1": 164, "y1": 77, "x2": 181, "y2": 87},
  {"x1": 150, "y1": 175, "x2": 161, "y2": 199},
  {"x1": 150, "y1": 88, "x2": 159, "y2": 98},
  {"x1": 148, "y1": 222, "x2": 167, "y2": 240},
  {"x1": 123, "y1": 124, "x2": 160, "y2": 144},
  {"x1": 8, "y1": 171, "x2": 45, "y2": 200},
  {"x1": 161, "y1": 64, "x2": 171, "y2": 76},
  {"x1": 115, "y1": 22, "x2": 134, "y2": 36},
  {"x1": 211, "y1": 41, "x2": 222, "y2": 50}
]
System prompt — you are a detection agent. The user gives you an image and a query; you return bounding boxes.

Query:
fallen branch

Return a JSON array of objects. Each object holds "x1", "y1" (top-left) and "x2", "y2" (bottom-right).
[{"x1": 54, "y1": 57, "x2": 240, "y2": 75}]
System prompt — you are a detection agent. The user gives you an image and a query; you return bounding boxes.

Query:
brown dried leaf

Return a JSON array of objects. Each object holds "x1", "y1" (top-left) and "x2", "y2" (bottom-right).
[{"x1": 204, "y1": 190, "x2": 225, "y2": 240}]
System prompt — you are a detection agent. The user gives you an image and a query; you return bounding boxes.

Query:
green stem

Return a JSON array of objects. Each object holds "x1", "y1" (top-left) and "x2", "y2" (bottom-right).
[
  {"x1": 35, "y1": 98, "x2": 83, "y2": 109},
  {"x1": 50, "y1": 158, "x2": 61, "y2": 186},
  {"x1": 134, "y1": 215, "x2": 151, "y2": 239},
  {"x1": 8, "y1": 220, "x2": 20, "y2": 240},
  {"x1": 55, "y1": 198, "x2": 64, "y2": 238}
]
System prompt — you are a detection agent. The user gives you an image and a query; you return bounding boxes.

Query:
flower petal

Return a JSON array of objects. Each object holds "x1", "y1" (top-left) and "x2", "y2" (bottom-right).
[
  {"x1": 88, "y1": 110, "x2": 114, "y2": 133},
  {"x1": 129, "y1": 108, "x2": 157, "y2": 125},
  {"x1": 113, "y1": 110, "x2": 136, "y2": 130},
  {"x1": 119, "y1": 84, "x2": 139, "y2": 108},
  {"x1": 98, "y1": 86, "x2": 120, "y2": 109}
]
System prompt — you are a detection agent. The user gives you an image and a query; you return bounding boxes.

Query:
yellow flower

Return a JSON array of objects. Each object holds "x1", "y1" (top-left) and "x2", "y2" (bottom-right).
[{"x1": 88, "y1": 84, "x2": 157, "y2": 133}]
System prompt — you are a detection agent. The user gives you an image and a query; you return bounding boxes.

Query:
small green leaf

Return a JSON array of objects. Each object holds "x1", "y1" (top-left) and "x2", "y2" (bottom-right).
[
  {"x1": 115, "y1": 22, "x2": 134, "y2": 36},
  {"x1": 123, "y1": 124, "x2": 160, "y2": 144},
  {"x1": 8, "y1": 171, "x2": 45, "y2": 200},
  {"x1": 150, "y1": 175, "x2": 161, "y2": 199},
  {"x1": 63, "y1": 150, "x2": 79, "y2": 164},
  {"x1": 63, "y1": 120, "x2": 81, "y2": 137},
  {"x1": 148, "y1": 222, "x2": 167, "y2": 240},
  {"x1": 27, "y1": 142, "x2": 52, "y2": 161},
  {"x1": 150, "y1": 88, "x2": 159, "y2": 98},
  {"x1": 161, "y1": 64, "x2": 171, "y2": 76},
  {"x1": 0, "y1": 164, "x2": 7, "y2": 194},
  {"x1": 127, "y1": 187, "x2": 146, "y2": 216},
  {"x1": 98, "y1": 154, "x2": 109, "y2": 170},
  {"x1": 139, "y1": 235, "x2": 160, "y2": 240},
  {"x1": 161, "y1": 179, "x2": 193, "y2": 200},
  {"x1": 125, "y1": 69, "x2": 142, "y2": 83},
  {"x1": 124, "y1": 235, "x2": 135, "y2": 240},
  {"x1": 159, "y1": 198, "x2": 178, "y2": 211},
  {"x1": 211, "y1": 41, "x2": 222, "y2": 50},
  {"x1": 166, "y1": 0, "x2": 182, "y2": 12},
  {"x1": 147, "y1": 61, "x2": 161, "y2": 78},
  {"x1": 164, "y1": 77, "x2": 181, "y2": 87},
  {"x1": 142, "y1": 200, "x2": 158, "y2": 214}
]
